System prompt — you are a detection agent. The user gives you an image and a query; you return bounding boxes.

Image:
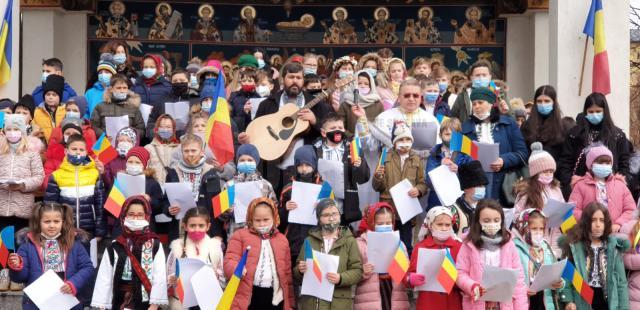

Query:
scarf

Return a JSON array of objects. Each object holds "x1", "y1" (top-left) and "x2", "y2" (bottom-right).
[
  {"x1": 120, "y1": 196, "x2": 158, "y2": 248},
  {"x1": 481, "y1": 234, "x2": 503, "y2": 251},
  {"x1": 178, "y1": 157, "x2": 206, "y2": 200}
]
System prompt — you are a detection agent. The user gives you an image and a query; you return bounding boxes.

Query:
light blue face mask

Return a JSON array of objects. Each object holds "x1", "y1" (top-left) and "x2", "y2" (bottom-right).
[
  {"x1": 364, "y1": 68, "x2": 377, "y2": 78},
  {"x1": 424, "y1": 92, "x2": 439, "y2": 104},
  {"x1": 585, "y1": 112, "x2": 604, "y2": 125},
  {"x1": 374, "y1": 224, "x2": 393, "y2": 232},
  {"x1": 472, "y1": 187, "x2": 486, "y2": 201},
  {"x1": 338, "y1": 71, "x2": 353, "y2": 79},
  {"x1": 257, "y1": 59, "x2": 266, "y2": 69},
  {"x1": 536, "y1": 103, "x2": 553, "y2": 116},
  {"x1": 113, "y1": 91, "x2": 128, "y2": 101},
  {"x1": 41, "y1": 72, "x2": 50, "y2": 84},
  {"x1": 303, "y1": 68, "x2": 317, "y2": 76},
  {"x1": 472, "y1": 77, "x2": 491, "y2": 88},
  {"x1": 98, "y1": 73, "x2": 112, "y2": 86},
  {"x1": 592, "y1": 163, "x2": 612, "y2": 178},
  {"x1": 438, "y1": 82, "x2": 448, "y2": 94},
  {"x1": 237, "y1": 161, "x2": 257, "y2": 174},
  {"x1": 142, "y1": 68, "x2": 156, "y2": 79},
  {"x1": 113, "y1": 53, "x2": 127, "y2": 65},
  {"x1": 65, "y1": 111, "x2": 81, "y2": 119}
]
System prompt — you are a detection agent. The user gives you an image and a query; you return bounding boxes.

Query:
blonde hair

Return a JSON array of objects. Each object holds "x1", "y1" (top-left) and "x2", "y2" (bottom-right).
[
  {"x1": 439, "y1": 117, "x2": 462, "y2": 134},
  {"x1": 0, "y1": 128, "x2": 29, "y2": 155},
  {"x1": 409, "y1": 57, "x2": 431, "y2": 76}
]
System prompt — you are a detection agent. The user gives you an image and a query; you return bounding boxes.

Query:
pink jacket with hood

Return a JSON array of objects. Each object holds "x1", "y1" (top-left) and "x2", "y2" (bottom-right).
[{"x1": 569, "y1": 172, "x2": 635, "y2": 227}]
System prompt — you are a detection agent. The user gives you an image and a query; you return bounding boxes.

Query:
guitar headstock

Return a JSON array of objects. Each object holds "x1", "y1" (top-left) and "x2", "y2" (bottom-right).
[{"x1": 334, "y1": 76, "x2": 355, "y2": 89}]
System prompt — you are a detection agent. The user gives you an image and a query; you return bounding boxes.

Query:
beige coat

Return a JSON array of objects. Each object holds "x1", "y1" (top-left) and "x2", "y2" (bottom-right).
[
  {"x1": 145, "y1": 138, "x2": 179, "y2": 185},
  {"x1": 0, "y1": 150, "x2": 44, "y2": 218}
]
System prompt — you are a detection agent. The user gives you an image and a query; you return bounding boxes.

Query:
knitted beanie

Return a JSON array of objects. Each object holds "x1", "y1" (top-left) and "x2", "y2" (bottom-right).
[
  {"x1": 586, "y1": 144, "x2": 613, "y2": 169},
  {"x1": 470, "y1": 87, "x2": 497, "y2": 104},
  {"x1": 4, "y1": 114, "x2": 27, "y2": 133},
  {"x1": 66, "y1": 96, "x2": 88, "y2": 118},
  {"x1": 126, "y1": 146, "x2": 150, "y2": 168},
  {"x1": 528, "y1": 142, "x2": 556, "y2": 176},
  {"x1": 43, "y1": 75, "x2": 65, "y2": 102},
  {"x1": 13, "y1": 94, "x2": 35, "y2": 118},
  {"x1": 294, "y1": 145, "x2": 317, "y2": 171},
  {"x1": 238, "y1": 54, "x2": 259, "y2": 68},
  {"x1": 392, "y1": 122, "x2": 413, "y2": 145},
  {"x1": 97, "y1": 53, "x2": 117, "y2": 75},
  {"x1": 236, "y1": 144, "x2": 261, "y2": 166},
  {"x1": 61, "y1": 117, "x2": 84, "y2": 135}
]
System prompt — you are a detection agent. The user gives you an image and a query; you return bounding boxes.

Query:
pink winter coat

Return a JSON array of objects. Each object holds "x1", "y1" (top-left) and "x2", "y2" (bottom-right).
[
  {"x1": 354, "y1": 233, "x2": 410, "y2": 310},
  {"x1": 514, "y1": 185, "x2": 564, "y2": 257},
  {"x1": 0, "y1": 150, "x2": 44, "y2": 219},
  {"x1": 621, "y1": 220, "x2": 640, "y2": 308},
  {"x1": 455, "y1": 239, "x2": 528, "y2": 310},
  {"x1": 569, "y1": 172, "x2": 635, "y2": 227}
]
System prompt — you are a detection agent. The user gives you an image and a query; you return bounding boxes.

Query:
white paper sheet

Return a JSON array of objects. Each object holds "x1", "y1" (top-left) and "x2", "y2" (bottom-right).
[
  {"x1": 390, "y1": 179, "x2": 423, "y2": 224},
  {"x1": 544, "y1": 199, "x2": 576, "y2": 229},
  {"x1": 301, "y1": 251, "x2": 339, "y2": 302},
  {"x1": 177, "y1": 258, "x2": 206, "y2": 308},
  {"x1": 139, "y1": 103, "x2": 153, "y2": 126},
  {"x1": 480, "y1": 265, "x2": 518, "y2": 302},
  {"x1": 428, "y1": 165, "x2": 464, "y2": 206},
  {"x1": 318, "y1": 158, "x2": 345, "y2": 199},
  {"x1": 367, "y1": 231, "x2": 400, "y2": 273},
  {"x1": 477, "y1": 143, "x2": 500, "y2": 172},
  {"x1": 164, "y1": 182, "x2": 197, "y2": 220},
  {"x1": 504, "y1": 208, "x2": 515, "y2": 229},
  {"x1": 155, "y1": 214, "x2": 173, "y2": 223},
  {"x1": 411, "y1": 122, "x2": 438, "y2": 151},
  {"x1": 23, "y1": 269, "x2": 80, "y2": 310},
  {"x1": 90, "y1": 238, "x2": 98, "y2": 268},
  {"x1": 191, "y1": 265, "x2": 224, "y2": 310},
  {"x1": 289, "y1": 181, "x2": 322, "y2": 225},
  {"x1": 529, "y1": 259, "x2": 567, "y2": 293},
  {"x1": 416, "y1": 248, "x2": 447, "y2": 293},
  {"x1": 249, "y1": 98, "x2": 264, "y2": 120},
  {"x1": 277, "y1": 139, "x2": 304, "y2": 170},
  {"x1": 116, "y1": 172, "x2": 146, "y2": 198},
  {"x1": 165, "y1": 101, "x2": 191, "y2": 131},
  {"x1": 105, "y1": 115, "x2": 129, "y2": 142},
  {"x1": 234, "y1": 181, "x2": 263, "y2": 224}
]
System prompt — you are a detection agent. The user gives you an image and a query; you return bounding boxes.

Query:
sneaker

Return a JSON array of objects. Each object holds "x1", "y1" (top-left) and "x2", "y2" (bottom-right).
[
  {"x1": 9, "y1": 281, "x2": 23, "y2": 291},
  {"x1": 0, "y1": 268, "x2": 9, "y2": 291}
]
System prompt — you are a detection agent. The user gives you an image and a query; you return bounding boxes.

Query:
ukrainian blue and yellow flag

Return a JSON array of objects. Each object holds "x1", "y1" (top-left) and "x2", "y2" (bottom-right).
[{"x1": 0, "y1": 0, "x2": 12, "y2": 85}]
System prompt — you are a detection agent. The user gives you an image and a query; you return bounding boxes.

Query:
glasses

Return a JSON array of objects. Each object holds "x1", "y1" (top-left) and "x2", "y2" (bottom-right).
[
  {"x1": 321, "y1": 212, "x2": 340, "y2": 219},
  {"x1": 402, "y1": 93, "x2": 421, "y2": 99}
]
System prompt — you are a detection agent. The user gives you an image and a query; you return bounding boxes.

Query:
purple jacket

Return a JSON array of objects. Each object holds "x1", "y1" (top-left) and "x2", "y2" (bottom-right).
[
  {"x1": 9, "y1": 233, "x2": 94, "y2": 310},
  {"x1": 455, "y1": 239, "x2": 528, "y2": 310}
]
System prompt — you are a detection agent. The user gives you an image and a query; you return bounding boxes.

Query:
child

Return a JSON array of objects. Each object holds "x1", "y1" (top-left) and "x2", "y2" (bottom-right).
[
  {"x1": 570, "y1": 144, "x2": 635, "y2": 232},
  {"x1": 166, "y1": 207, "x2": 224, "y2": 308},
  {"x1": 338, "y1": 70, "x2": 385, "y2": 136},
  {"x1": 8, "y1": 203, "x2": 94, "y2": 309},
  {"x1": 230, "y1": 69, "x2": 260, "y2": 132},
  {"x1": 304, "y1": 73, "x2": 323, "y2": 91},
  {"x1": 85, "y1": 54, "x2": 117, "y2": 118},
  {"x1": 256, "y1": 71, "x2": 275, "y2": 98},
  {"x1": 456, "y1": 199, "x2": 528, "y2": 309},
  {"x1": 31, "y1": 58, "x2": 78, "y2": 106},
  {"x1": 92, "y1": 196, "x2": 168, "y2": 309},
  {"x1": 373, "y1": 121, "x2": 427, "y2": 254},
  {"x1": 44, "y1": 134, "x2": 105, "y2": 239},
  {"x1": 12, "y1": 94, "x2": 39, "y2": 141},
  {"x1": 294, "y1": 198, "x2": 363, "y2": 309},
  {"x1": 406, "y1": 207, "x2": 462, "y2": 310},
  {"x1": 621, "y1": 211, "x2": 640, "y2": 308},
  {"x1": 410, "y1": 57, "x2": 432, "y2": 77},
  {"x1": 144, "y1": 114, "x2": 180, "y2": 185},
  {"x1": 514, "y1": 142, "x2": 565, "y2": 256},
  {"x1": 355, "y1": 202, "x2": 410, "y2": 310},
  {"x1": 33, "y1": 74, "x2": 67, "y2": 142},
  {"x1": 104, "y1": 126, "x2": 138, "y2": 190},
  {"x1": 512, "y1": 209, "x2": 563, "y2": 309},
  {"x1": 421, "y1": 78, "x2": 450, "y2": 116},
  {"x1": 559, "y1": 202, "x2": 629, "y2": 310},
  {"x1": 90, "y1": 74, "x2": 145, "y2": 139},
  {"x1": 452, "y1": 161, "x2": 489, "y2": 236},
  {"x1": 381, "y1": 58, "x2": 407, "y2": 108},
  {"x1": 224, "y1": 197, "x2": 294, "y2": 309},
  {"x1": 433, "y1": 67, "x2": 452, "y2": 103}
]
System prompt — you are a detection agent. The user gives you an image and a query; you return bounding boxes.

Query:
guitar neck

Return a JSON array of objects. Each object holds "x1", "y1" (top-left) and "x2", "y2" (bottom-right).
[{"x1": 300, "y1": 87, "x2": 335, "y2": 110}]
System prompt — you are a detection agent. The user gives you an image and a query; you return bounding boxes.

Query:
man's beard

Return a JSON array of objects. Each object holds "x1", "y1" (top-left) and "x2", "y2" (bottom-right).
[{"x1": 285, "y1": 84, "x2": 301, "y2": 97}]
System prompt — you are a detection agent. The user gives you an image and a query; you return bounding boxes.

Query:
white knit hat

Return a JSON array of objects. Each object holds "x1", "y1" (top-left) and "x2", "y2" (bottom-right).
[{"x1": 392, "y1": 121, "x2": 413, "y2": 145}]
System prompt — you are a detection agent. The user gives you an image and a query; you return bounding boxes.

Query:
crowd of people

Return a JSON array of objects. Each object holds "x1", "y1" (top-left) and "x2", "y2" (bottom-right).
[{"x1": 0, "y1": 40, "x2": 639, "y2": 310}]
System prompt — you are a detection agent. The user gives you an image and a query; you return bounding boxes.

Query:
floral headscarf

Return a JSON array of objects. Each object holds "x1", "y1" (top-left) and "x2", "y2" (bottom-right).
[{"x1": 246, "y1": 197, "x2": 279, "y2": 236}]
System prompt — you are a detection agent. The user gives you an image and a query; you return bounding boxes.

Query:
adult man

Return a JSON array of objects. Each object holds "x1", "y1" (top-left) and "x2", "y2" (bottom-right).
[{"x1": 450, "y1": 60, "x2": 493, "y2": 123}]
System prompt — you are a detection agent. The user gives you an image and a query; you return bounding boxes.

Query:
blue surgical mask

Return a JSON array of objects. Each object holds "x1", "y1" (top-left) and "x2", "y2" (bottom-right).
[
  {"x1": 190, "y1": 75, "x2": 199, "y2": 88},
  {"x1": 438, "y1": 82, "x2": 448, "y2": 94},
  {"x1": 41, "y1": 72, "x2": 50, "y2": 84},
  {"x1": 585, "y1": 112, "x2": 604, "y2": 125},
  {"x1": 472, "y1": 77, "x2": 491, "y2": 88},
  {"x1": 113, "y1": 91, "x2": 128, "y2": 101},
  {"x1": 237, "y1": 161, "x2": 257, "y2": 174},
  {"x1": 374, "y1": 224, "x2": 393, "y2": 233},
  {"x1": 158, "y1": 128, "x2": 173, "y2": 140},
  {"x1": 424, "y1": 92, "x2": 439, "y2": 105},
  {"x1": 303, "y1": 68, "x2": 317, "y2": 76},
  {"x1": 113, "y1": 53, "x2": 127, "y2": 65},
  {"x1": 98, "y1": 72, "x2": 112, "y2": 86},
  {"x1": 142, "y1": 68, "x2": 157, "y2": 79},
  {"x1": 338, "y1": 71, "x2": 353, "y2": 79},
  {"x1": 537, "y1": 103, "x2": 553, "y2": 116},
  {"x1": 201, "y1": 100, "x2": 212, "y2": 112},
  {"x1": 592, "y1": 163, "x2": 612, "y2": 179},
  {"x1": 364, "y1": 68, "x2": 378, "y2": 78},
  {"x1": 472, "y1": 187, "x2": 486, "y2": 201},
  {"x1": 67, "y1": 154, "x2": 87, "y2": 166},
  {"x1": 65, "y1": 111, "x2": 81, "y2": 119},
  {"x1": 257, "y1": 59, "x2": 266, "y2": 69}
]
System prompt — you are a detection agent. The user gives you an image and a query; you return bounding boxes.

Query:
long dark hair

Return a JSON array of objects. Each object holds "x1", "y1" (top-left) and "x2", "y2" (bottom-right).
[
  {"x1": 562, "y1": 202, "x2": 612, "y2": 259},
  {"x1": 575, "y1": 92, "x2": 618, "y2": 145},
  {"x1": 465, "y1": 199, "x2": 511, "y2": 248},
  {"x1": 521, "y1": 85, "x2": 565, "y2": 146},
  {"x1": 522, "y1": 173, "x2": 560, "y2": 210}
]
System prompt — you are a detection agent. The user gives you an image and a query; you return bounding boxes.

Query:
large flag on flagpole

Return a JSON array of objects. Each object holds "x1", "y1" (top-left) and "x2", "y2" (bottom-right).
[
  {"x1": 204, "y1": 71, "x2": 234, "y2": 166},
  {"x1": 583, "y1": 0, "x2": 610, "y2": 95},
  {"x1": 0, "y1": 0, "x2": 13, "y2": 85}
]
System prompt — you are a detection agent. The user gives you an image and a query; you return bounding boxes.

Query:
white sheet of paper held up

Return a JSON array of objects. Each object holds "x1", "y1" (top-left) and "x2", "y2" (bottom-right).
[
  {"x1": 390, "y1": 179, "x2": 422, "y2": 224},
  {"x1": 24, "y1": 269, "x2": 80, "y2": 310},
  {"x1": 289, "y1": 181, "x2": 322, "y2": 226}
]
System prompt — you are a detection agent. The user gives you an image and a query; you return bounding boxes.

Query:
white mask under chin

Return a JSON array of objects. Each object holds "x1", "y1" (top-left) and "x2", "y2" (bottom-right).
[{"x1": 474, "y1": 111, "x2": 491, "y2": 120}]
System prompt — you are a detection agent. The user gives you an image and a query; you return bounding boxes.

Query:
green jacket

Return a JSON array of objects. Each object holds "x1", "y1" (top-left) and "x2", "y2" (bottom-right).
[
  {"x1": 294, "y1": 227, "x2": 363, "y2": 310},
  {"x1": 514, "y1": 236, "x2": 559, "y2": 309},
  {"x1": 558, "y1": 235, "x2": 629, "y2": 310}
]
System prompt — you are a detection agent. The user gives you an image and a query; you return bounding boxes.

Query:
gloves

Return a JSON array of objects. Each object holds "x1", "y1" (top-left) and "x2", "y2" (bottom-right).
[{"x1": 408, "y1": 273, "x2": 426, "y2": 286}]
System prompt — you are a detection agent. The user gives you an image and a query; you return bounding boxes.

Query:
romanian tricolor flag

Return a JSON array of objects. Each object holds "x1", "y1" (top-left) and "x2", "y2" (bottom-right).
[
  {"x1": 217, "y1": 246, "x2": 250, "y2": 310},
  {"x1": 560, "y1": 208, "x2": 578, "y2": 233},
  {"x1": 212, "y1": 182, "x2": 235, "y2": 218},
  {"x1": 436, "y1": 248, "x2": 458, "y2": 293},
  {"x1": 304, "y1": 239, "x2": 323, "y2": 283},
  {"x1": 435, "y1": 114, "x2": 449, "y2": 124},
  {"x1": 104, "y1": 179, "x2": 126, "y2": 217},
  {"x1": 488, "y1": 81, "x2": 500, "y2": 99},
  {"x1": 0, "y1": 226, "x2": 14, "y2": 268},
  {"x1": 350, "y1": 136, "x2": 362, "y2": 164},
  {"x1": 205, "y1": 73, "x2": 234, "y2": 166},
  {"x1": 562, "y1": 260, "x2": 594, "y2": 305},
  {"x1": 174, "y1": 259, "x2": 185, "y2": 303},
  {"x1": 92, "y1": 133, "x2": 118, "y2": 165},
  {"x1": 583, "y1": 0, "x2": 610, "y2": 95},
  {"x1": 377, "y1": 147, "x2": 388, "y2": 170},
  {"x1": 317, "y1": 181, "x2": 334, "y2": 200},
  {"x1": 387, "y1": 241, "x2": 409, "y2": 284},
  {"x1": 0, "y1": 0, "x2": 12, "y2": 85},
  {"x1": 450, "y1": 132, "x2": 479, "y2": 159}
]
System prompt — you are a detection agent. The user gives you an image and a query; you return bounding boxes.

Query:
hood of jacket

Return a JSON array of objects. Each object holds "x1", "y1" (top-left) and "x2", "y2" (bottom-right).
[{"x1": 102, "y1": 88, "x2": 141, "y2": 108}]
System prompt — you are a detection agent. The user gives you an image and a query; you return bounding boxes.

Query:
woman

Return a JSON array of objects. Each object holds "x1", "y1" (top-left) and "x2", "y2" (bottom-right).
[
  {"x1": 131, "y1": 54, "x2": 172, "y2": 114},
  {"x1": 328, "y1": 56, "x2": 357, "y2": 112}
]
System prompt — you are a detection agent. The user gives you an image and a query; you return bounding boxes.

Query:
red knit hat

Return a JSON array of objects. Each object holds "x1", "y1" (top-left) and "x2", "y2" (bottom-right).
[{"x1": 126, "y1": 146, "x2": 150, "y2": 168}]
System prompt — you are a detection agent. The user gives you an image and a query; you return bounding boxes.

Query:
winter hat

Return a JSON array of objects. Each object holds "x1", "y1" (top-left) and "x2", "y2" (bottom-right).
[
  {"x1": 126, "y1": 146, "x2": 150, "y2": 168},
  {"x1": 12, "y1": 94, "x2": 35, "y2": 118},
  {"x1": 66, "y1": 96, "x2": 88, "y2": 117},
  {"x1": 4, "y1": 114, "x2": 27, "y2": 133},
  {"x1": 586, "y1": 144, "x2": 613, "y2": 169},
  {"x1": 457, "y1": 160, "x2": 489, "y2": 190},
  {"x1": 142, "y1": 54, "x2": 165, "y2": 76},
  {"x1": 61, "y1": 117, "x2": 83, "y2": 135},
  {"x1": 0, "y1": 98, "x2": 14, "y2": 110},
  {"x1": 186, "y1": 57, "x2": 203, "y2": 75},
  {"x1": 196, "y1": 59, "x2": 222, "y2": 80},
  {"x1": 97, "y1": 53, "x2": 117, "y2": 75},
  {"x1": 392, "y1": 121, "x2": 413, "y2": 145},
  {"x1": 514, "y1": 208, "x2": 546, "y2": 237},
  {"x1": 358, "y1": 202, "x2": 396, "y2": 233},
  {"x1": 315, "y1": 198, "x2": 338, "y2": 221},
  {"x1": 470, "y1": 87, "x2": 497, "y2": 104},
  {"x1": 528, "y1": 142, "x2": 556, "y2": 176},
  {"x1": 238, "y1": 54, "x2": 259, "y2": 69},
  {"x1": 43, "y1": 75, "x2": 65, "y2": 102},
  {"x1": 116, "y1": 126, "x2": 138, "y2": 146},
  {"x1": 236, "y1": 144, "x2": 261, "y2": 166},
  {"x1": 514, "y1": 108, "x2": 526, "y2": 119},
  {"x1": 294, "y1": 145, "x2": 317, "y2": 171}
]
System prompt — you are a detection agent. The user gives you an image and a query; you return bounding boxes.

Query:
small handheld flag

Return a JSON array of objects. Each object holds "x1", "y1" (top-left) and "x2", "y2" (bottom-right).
[
  {"x1": 0, "y1": 226, "x2": 14, "y2": 268},
  {"x1": 436, "y1": 248, "x2": 458, "y2": 293},
  {"x1": 104, "y1": 179, "x2": 126, "y2": 217},
  {"x1": 217, "y1": 246, "x2": 250, "y2": 310},
  {"x1": 350, "y1": 136, "x2": 362, "y2": 164},
  {"x1": 304, "y1": 239, "x2": 323, "y2": 283},
  {"x1": 212, "y1": 182, "x2": 235, "y2": 218},
  {"x1": 317, "y1": 181, "x2": 335, "y2": 200},
  {"x1": 450, "y1": 132, "x2": 478, "y2": 159},
  {"x1": 387, "y1": 241, "x2": 409, "y2": 284},
  {"x1": 634, "y1": 229, "x2": 640, "y2": 253},
  {"x1": 562, "y1": 260, "x2": 593, "y2": 305},
  {"x1": 174, "y1": 259, "x2": 185, "y2": 303},
  {"x1": 488, "y1": 80, "x2": 500, "y2": 99},
  {"x1": 92, "y1": 133, "x2": 118, "y2": 165},
  {"x1": 560, "y1": 208, "x2": 577, "y2": 233},
  {"x1": 435, "y1": 114, "x2": 449, "y2": 124},
  {"x1": 377, "y1": 147, "x2": 388, "y2": 169}
]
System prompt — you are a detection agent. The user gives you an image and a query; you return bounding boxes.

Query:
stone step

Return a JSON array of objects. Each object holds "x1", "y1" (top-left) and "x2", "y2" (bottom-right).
[{"x1": 0, "y1": 290, "x2": 24, "y2": 310}]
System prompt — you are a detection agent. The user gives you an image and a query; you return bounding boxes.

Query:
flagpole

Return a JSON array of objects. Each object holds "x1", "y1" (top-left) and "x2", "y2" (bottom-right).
[{"x1": 578, "y1": 35, "x2": 589, "y2": 96}]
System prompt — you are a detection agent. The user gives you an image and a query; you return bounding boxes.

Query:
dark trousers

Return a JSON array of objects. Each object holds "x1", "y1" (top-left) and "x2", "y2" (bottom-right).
[
  {"x1": 396, "y1": 219, "x2": 413, "y2": 256},
  {"x1": 591, "y1": 287, "x2": 608, "y2": 310},
  {"x1": 248, "y1": 286, "x2": 283, "y2": 310}
]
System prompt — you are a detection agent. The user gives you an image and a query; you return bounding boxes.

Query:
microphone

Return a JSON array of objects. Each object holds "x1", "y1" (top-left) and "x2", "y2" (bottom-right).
[{"x1": 352, "y1": 88, "x2": 359, "y2": 106}]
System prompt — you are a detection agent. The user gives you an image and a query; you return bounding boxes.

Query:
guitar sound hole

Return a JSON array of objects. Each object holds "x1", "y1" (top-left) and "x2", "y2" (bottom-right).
[{"x1": 282, "y1": 117, "x2": 295, "y2": 128}]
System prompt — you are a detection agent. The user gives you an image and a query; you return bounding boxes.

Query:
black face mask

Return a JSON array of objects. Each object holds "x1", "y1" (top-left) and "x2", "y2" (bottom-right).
[
  {"x1": 172, "y1": 82, "x2": 189, "y2": 96},
  {"x1": 325, "y1": 130, "x2": 344, "y2": 144},
  {"x1": 307, "y1": 88, "x2": 322, "y2": 95},
  {"x1": 297, "y1": 172, "x2": 314, "y2": 183}
]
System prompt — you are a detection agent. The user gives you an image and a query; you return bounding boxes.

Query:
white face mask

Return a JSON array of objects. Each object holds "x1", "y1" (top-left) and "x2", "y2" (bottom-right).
[
  {"x1": 474, "y1": 111, "x2": 491, "y2": 120},
  {"x1": 256, "y1": 224, "x2": 272, "y2": 234},
  {"x1": 530, "y1": 231, "x2": 544, "y2": 247},
  {"x1": 431, "y1": 229, "x2": 453, "y2": 242},
  {"x1": 395, "y1": 142, "x2": 412, "y2": 151},
  {"x1": 481, "y1": 222, "x2": 501, "y2": 236},
  {"x1": 124, "y1": 218, "x2": 149, "y2": 231},
  {"x1": 257, "y1": 85, "x2": 270, "y2": 97},
  {"x1": 126, "y1": 164, "x2": 144, "y2": 175}
]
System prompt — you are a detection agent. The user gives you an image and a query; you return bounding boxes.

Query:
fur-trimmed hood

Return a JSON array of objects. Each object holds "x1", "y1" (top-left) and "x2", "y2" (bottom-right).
[
  {"x1": 169, "y1": 234, "x2": 223, "y2": 263},
  {"x1": 102, "y1": 88, "x2": 141, "y2": 108}
]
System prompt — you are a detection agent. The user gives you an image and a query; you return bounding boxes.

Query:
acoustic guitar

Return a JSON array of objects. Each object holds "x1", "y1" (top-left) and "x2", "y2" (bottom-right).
[{"x1": 246, "y1": 77, "x2": 353, "y2": 161}]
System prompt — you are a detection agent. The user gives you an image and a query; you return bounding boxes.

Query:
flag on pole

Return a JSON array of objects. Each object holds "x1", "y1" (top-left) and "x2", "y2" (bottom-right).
[
  {"x1": 92, "y1": 133, "x2": 118, "y2": 165},
  {"x1": 317, "y1": 181, "x2": 335, "y2": 200},
  {"x1": 436, "y1": 248, "x2": 458, "y2": 293},
  {"x1": 562, "y1": 260, "x2": 594, "y2": 304},
  {"x1": 583, "y1": 0, "x2": 610, "y2": 95},
  {"x1": 377, "y1": 147, "x2": 388, "y2": 170},
  {"x1": 350, "y1": 136, "x2": 362, "y2": 164},
  {"x1": 387, "y1": 241, "x2": 409, "y2": 284},
  {"x1": 304, "y1": 239, "x2": 323, "y2": 283},
  {"x1": 205, "y1": 73, "x2": 234, "y2": 166},
  {"x1": 174, "y1": 259, "x2": 185, "y2": 303},
  {"x1": 450, "y1": 132, "x2": 479, "y2": 159},
  {"x1": 217, "y1": 247, "x2": 250, "y2": 310},
  {"x1": 0, "y1": 0, "x2": 13, "y2": 85},
  {"x1": 212, "y1": 182, "x2": 235, "y2": 218},
  {"x1": 104, "y1": 179, "x2": 126, "y2": 217},
  {"x1": 0, "y1": 226, "x2": 14, "y2": 268}
]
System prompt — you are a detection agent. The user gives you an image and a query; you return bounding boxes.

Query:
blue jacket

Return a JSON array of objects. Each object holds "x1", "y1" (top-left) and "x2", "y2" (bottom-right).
[
  {"x1": 10, "y1": 233, "x2": 94, "y2": 310},
  {"x1": 425, "y1": 143, "x2": 472, "y2": 210},
  {"x1": 461, "y1": 114, "x2": 529, "y2": 201},
  {"x1": 433, "y1": 96, "x2": 451, "y2": 116},
  {"x1": 131, "y1": 76, "x2": 172, "y2": 110},
  {"x1": 32, "y1": 82, "x2": 78, "y2": 106},
  {"x1": 84, "y1": 81, "x2": 106, "y2": 119}
]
